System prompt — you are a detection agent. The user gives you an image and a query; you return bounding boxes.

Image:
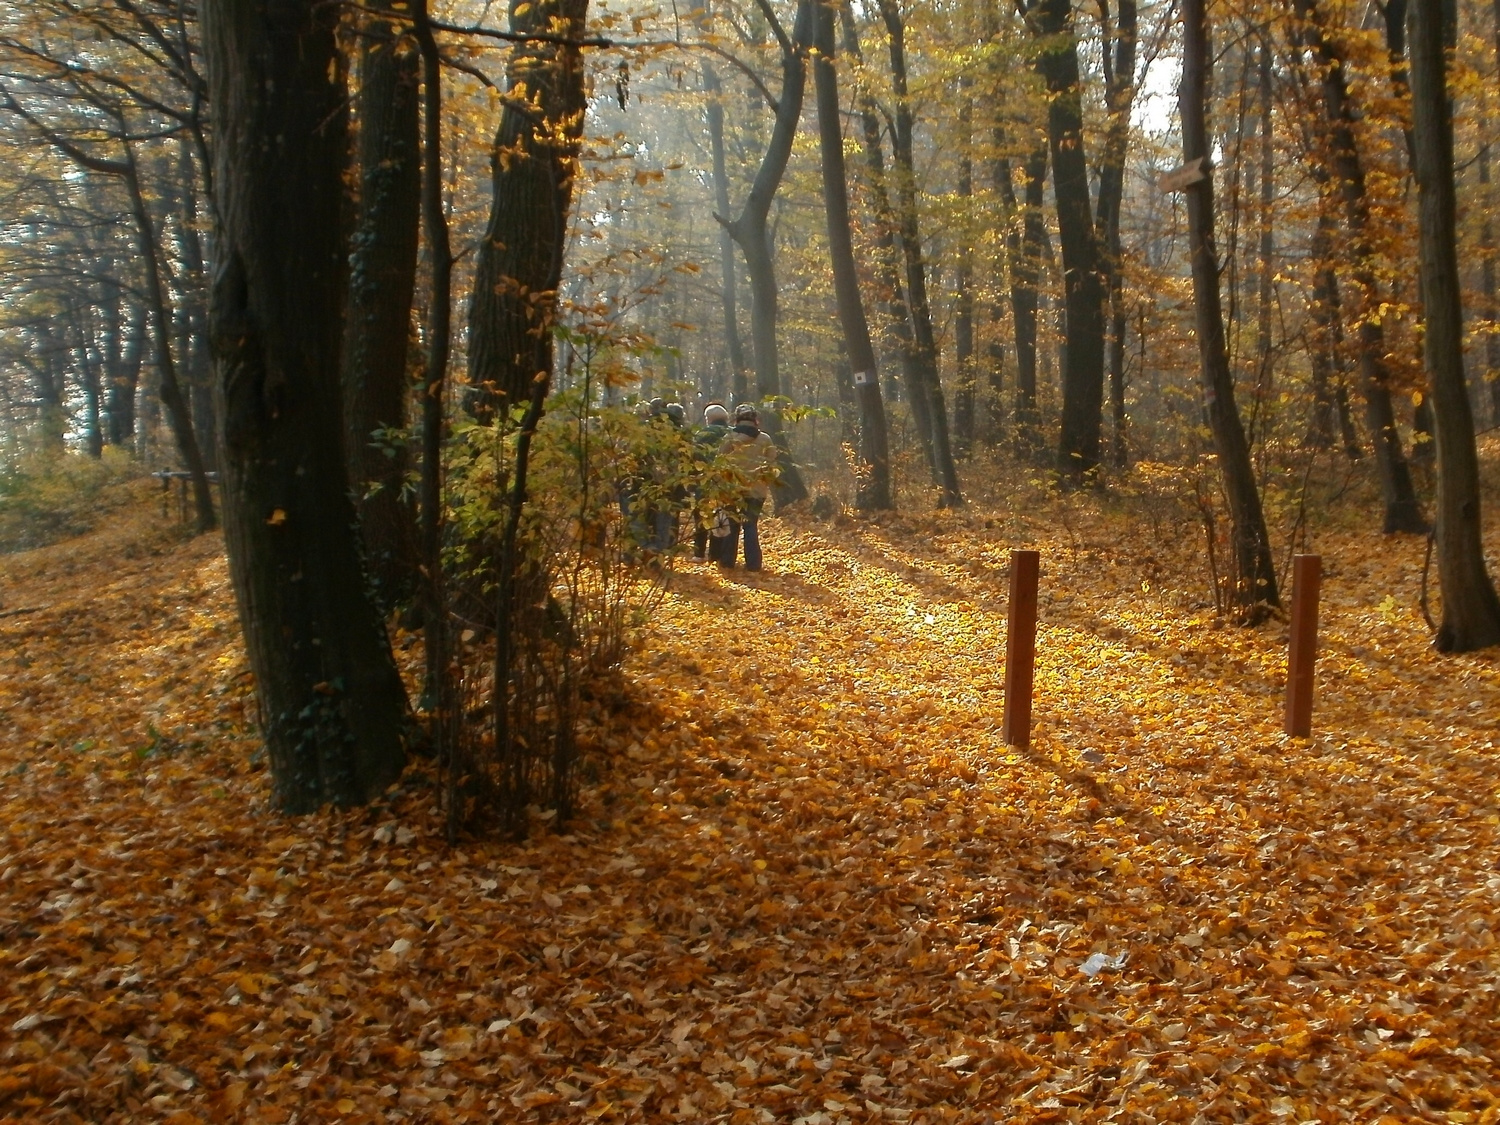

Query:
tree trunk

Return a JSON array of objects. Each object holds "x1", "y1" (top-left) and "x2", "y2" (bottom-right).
[
  {"x1": 1253, "y1": 41, "x2": 1275, "y2": 448},
  {"x1": 107, "y1": 305, "x2": 145, "y2": 448},
  {"x1": 1031, "y1": 0, "x2": 1107, "y2": 484},
  {"x1": 879, "y1": 0, "x2": 963, "y2": 506},
  {"x1": 954, "y1": 90, "x2": 976, "y2": 458},
  {"x1": 1180, "y1": 0, "x2": 1279, "y2": 618},
  {"x1": 722, "y1": 0, "x2": 812, "y2": 505},
  {"x1": 124, "y1": 150, "x2": 216, "y2": 532},
  {"x1": 1293, "y1": 0, "x2": 1427, "y2": 533},
  {"x1": 702, "y1": 53, "x2": 749, "y2": 404},
  {"x1": 1096, "y1": 0, "x2": 1137, "y2": 469},
  {"x1": 1408, "y1": 0, "x2": 1500, "y2": 650},
  {"x1": 203, "y1": 0, "x2": 407, "y2": 813},
  {"x1": 1482, "y1": 141, "x2": 1499, "y2": 427},
  {"x1": 997, "y1": 146, "x2": 1048, "y2": 456},
  {"x1": 467, "y1": 0, "x2": 590, "y2": 415},
  {"x1": 812, "y1": 0, "x2": 891, "y2": 509},
  {"x1": 840, "y1": 1, "x2": 932, "y2": 464},
  {"x1": 344, "y1": 0, "x2": 422, "y2": 607},
  {"x1": 413, "y1": 1, "x2": 454, "y2": 714}
]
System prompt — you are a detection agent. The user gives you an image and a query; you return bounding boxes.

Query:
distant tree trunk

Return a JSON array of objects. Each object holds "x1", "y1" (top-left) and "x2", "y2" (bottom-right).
[
  {"x1": 203, "y1": 0, "x2": 408, "y2": 812},
  {"x1": 467, "y1": 0, "x2": 590, "y2": 416},
  {"x1": 1294, "y1": 0, "x2": 1427, "y2": 533},
  {"x1": 812, "y1": 0, "x2": 891, "y2": 509},
  {"x1": 954, "y1": 89, "x2": 976, "y2": 458},
  {"x1": 123, "y1": 149, "x2": 216, "y2": 531},
  {"x1": 107, "y1": 305, "x2": 145, "y2": 447},
  {"x1": 176, "y1": 136, "x2": 217, "y2": 474},
  {"x1": 74, "y1": 307, "x2": 105, "y2": 458},
  {"x1": 1180, "y1": 0, "x2": 1279, "y2": 618},
  {"x1": 998, "y1": 146, "x2": 1048, "y2": 456},
  {"x1": 840, "y1": 1, "x2": 932, "y2": 463},
  {"x1": 1306, "y1": 214, "x2": 1340, "y2": 450},
  {"x1": 1408, "y1": 0, "x2": 1500, "y2": 650},
  {"x1": 344, "y1": 0, "x2": 421, "y2": 607},
  {"x1": 879, "y1": 0, "x2": 963, "y2": 506},
  {"x1": 722, "y1": 0, "x2": 811, "y2": 505},
  {"x1": 1253, "y1": 41, "x2": 1275, "y2": 443},
  {"x1": 1096, "y1": 0, "x2": 1137, "y2": 468},
  {"x1": 1031, "y1": 0, "x2": 1107, "y2": 484},
  {"x1": 1482, "y1": 140, "x2": 1499, "y2": 426},
  {"x1": 702, "y1": 56, "x2": 749, "y2": 403}
]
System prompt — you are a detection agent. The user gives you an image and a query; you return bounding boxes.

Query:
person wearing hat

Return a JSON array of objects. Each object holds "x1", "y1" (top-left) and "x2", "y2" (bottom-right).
[
  {"x1": 718, "y1": 403, "x2": 778, "y2": 571},
  {"x1": 692, "y1": 402, "x2": 732, "y2": 561}
]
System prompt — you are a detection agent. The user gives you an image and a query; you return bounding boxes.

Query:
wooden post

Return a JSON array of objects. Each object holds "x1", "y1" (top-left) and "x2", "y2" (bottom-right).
[
  {"x1": 1002, "y1": 549, "x2": 1040, "y2": 748},
  {"x1": 1284, "y1": 554, "x2": 1321, "y2": 737}
]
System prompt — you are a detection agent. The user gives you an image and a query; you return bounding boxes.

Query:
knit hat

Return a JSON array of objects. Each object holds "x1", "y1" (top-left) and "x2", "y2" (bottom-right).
[
  {"x1": 734, "y1": 403, "x2": 759, "y2": 422},
  {"x1": 704, "y1": 404, "x2": 730, "y2": 425}
]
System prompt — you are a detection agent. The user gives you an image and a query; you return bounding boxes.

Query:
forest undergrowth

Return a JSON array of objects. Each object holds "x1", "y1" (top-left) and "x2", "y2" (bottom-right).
[{"x1": 3, "y1": 468, "x2": 1500, "y2": 1124}]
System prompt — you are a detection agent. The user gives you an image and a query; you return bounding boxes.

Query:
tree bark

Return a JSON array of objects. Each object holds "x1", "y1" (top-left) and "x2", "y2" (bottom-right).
[
  {"x1": 1408, "y1": 0, "x2": 1500, "y2": 650},
  {"x1": 840, "y1": 1, "x2": 932, "y2": 462},
  {"x1": 413, "y1": 1, "x2": 454, "y2": 714},
  {"x1": 1293, "y1": 0, "x2": 1427, "y2": 532},
  {"x1": 467, "y1": 0, "x2": 590, "y2": 416},
  {"x1": 997, "y1": 146, "x2": 1048, "y2": 456},
  {"x1": 1095, "y1": 0, "x2": 1137, "y2": 468},
  {"x1": 878, "y1": 0, "x2": 963, "y2": 506},
  {"x1": 812, "y1": 0, "x2": 891, "y2": 509},
  {"x1": 1031, "y1": 0, "x2": 1107, "y2": 484},
  {"x1": 721, "y1": 0, "x2": 812, "y2": 505},
  {"x1": 106, "y1": 302, "x2": 145, "y2": 447},
  {"x1": 702, "y1": 54, "x2": 749, "y2": 404},
  {"x1": 203, "y1": 0, "x2": 408, "y2": 813},
  {"x1": 1180, "y1": 0, "x2": 1279, "y2": 618},
  {"x1": 954, "y1": 89, "x2": 976, "y2": 458},
  {"x1": 344, "y1": 0, "x2": 422, "y2": 607}
]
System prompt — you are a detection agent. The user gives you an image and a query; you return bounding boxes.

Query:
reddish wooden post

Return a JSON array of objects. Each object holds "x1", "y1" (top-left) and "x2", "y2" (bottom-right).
[
  {"x1": 1002, "y1": 549, "x2": 1040, "y2": 748},
  {"x1": 1284, "y1": 554, "x2": 1322, "y2": 737}
]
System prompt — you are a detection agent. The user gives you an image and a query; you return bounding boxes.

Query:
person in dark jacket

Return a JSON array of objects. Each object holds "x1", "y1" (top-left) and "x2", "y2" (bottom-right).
[{"x1": 692, "y1": 402, "x2": 731, "y2": 561}]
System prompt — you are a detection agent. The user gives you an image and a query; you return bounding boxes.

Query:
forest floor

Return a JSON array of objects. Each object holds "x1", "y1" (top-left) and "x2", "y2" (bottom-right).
[{"x1": 3, "y1": 471, "x2": 1500, "y2": 1124}]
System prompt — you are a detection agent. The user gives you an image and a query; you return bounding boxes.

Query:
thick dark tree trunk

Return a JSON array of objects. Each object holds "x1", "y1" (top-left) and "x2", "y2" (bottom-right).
[
  {"x1": 703, "y1": 56, "x2": 749, "y2": 404},
  {"x1": 1408, "y1": 0, "x2": 1500, "y2": 650},
  {"x1": 812, "y1": 0, "x2": 891, "y2": 509},
  {"x1": 203, "y1": 0, "x2": 407, "y2": 813},
  {"x1": 879, "y1": 0, "x2": 963, "y2": 506},
  {"x1": 722, "y1": 0, "x2": 811, "y2": 505},
  {"x1": 1031, "y1": 0, "x2": 1107, "y2": 484},
  {"x1": 1180, "y1": 0, "x2": 1279, "y2": 618},
  {"x1": 344, "y1": 0, "x2": 422, "y2": 607},
  {"x1": 467, "y1": 0, "x2": 590, "y2": 415},
  {"x1": 1096, "y1": 0, "x2": 1136, "y2": 469},
  {"x1": 1294, "y1": 0, "x2": 1427, "y2": 533}
]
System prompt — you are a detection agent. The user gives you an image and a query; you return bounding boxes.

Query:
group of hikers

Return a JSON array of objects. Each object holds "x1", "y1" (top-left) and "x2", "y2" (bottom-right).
[{"x1": 625, "y1": 398, "x2": 779, "y2": 572}]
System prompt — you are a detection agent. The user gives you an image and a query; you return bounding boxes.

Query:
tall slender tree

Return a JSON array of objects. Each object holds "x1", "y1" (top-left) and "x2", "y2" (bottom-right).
[
  {"x1": 1028, "y1": 0, "x2": 1107, "y2": 483},
  {"x1": 811, "y1": 0, "x2": 891, "y2": 508},
  {"x1": 1179, "y1": 0, "x2": 1279, "y2": 618},
  {"x1": 1407, "y1": 0, "x2": 1500, "y2": 650}
]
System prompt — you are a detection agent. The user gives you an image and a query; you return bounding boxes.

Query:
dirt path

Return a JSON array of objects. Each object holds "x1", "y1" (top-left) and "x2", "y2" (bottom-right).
[{"x1": 2, "y1": 498, "x2": 1499, "y2": 1123}]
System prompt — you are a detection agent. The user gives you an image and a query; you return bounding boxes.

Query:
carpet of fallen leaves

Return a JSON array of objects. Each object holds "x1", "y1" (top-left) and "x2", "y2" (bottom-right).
[{"x1": 3, "y1": 474, "x2": 1500, "y2": 1124}]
